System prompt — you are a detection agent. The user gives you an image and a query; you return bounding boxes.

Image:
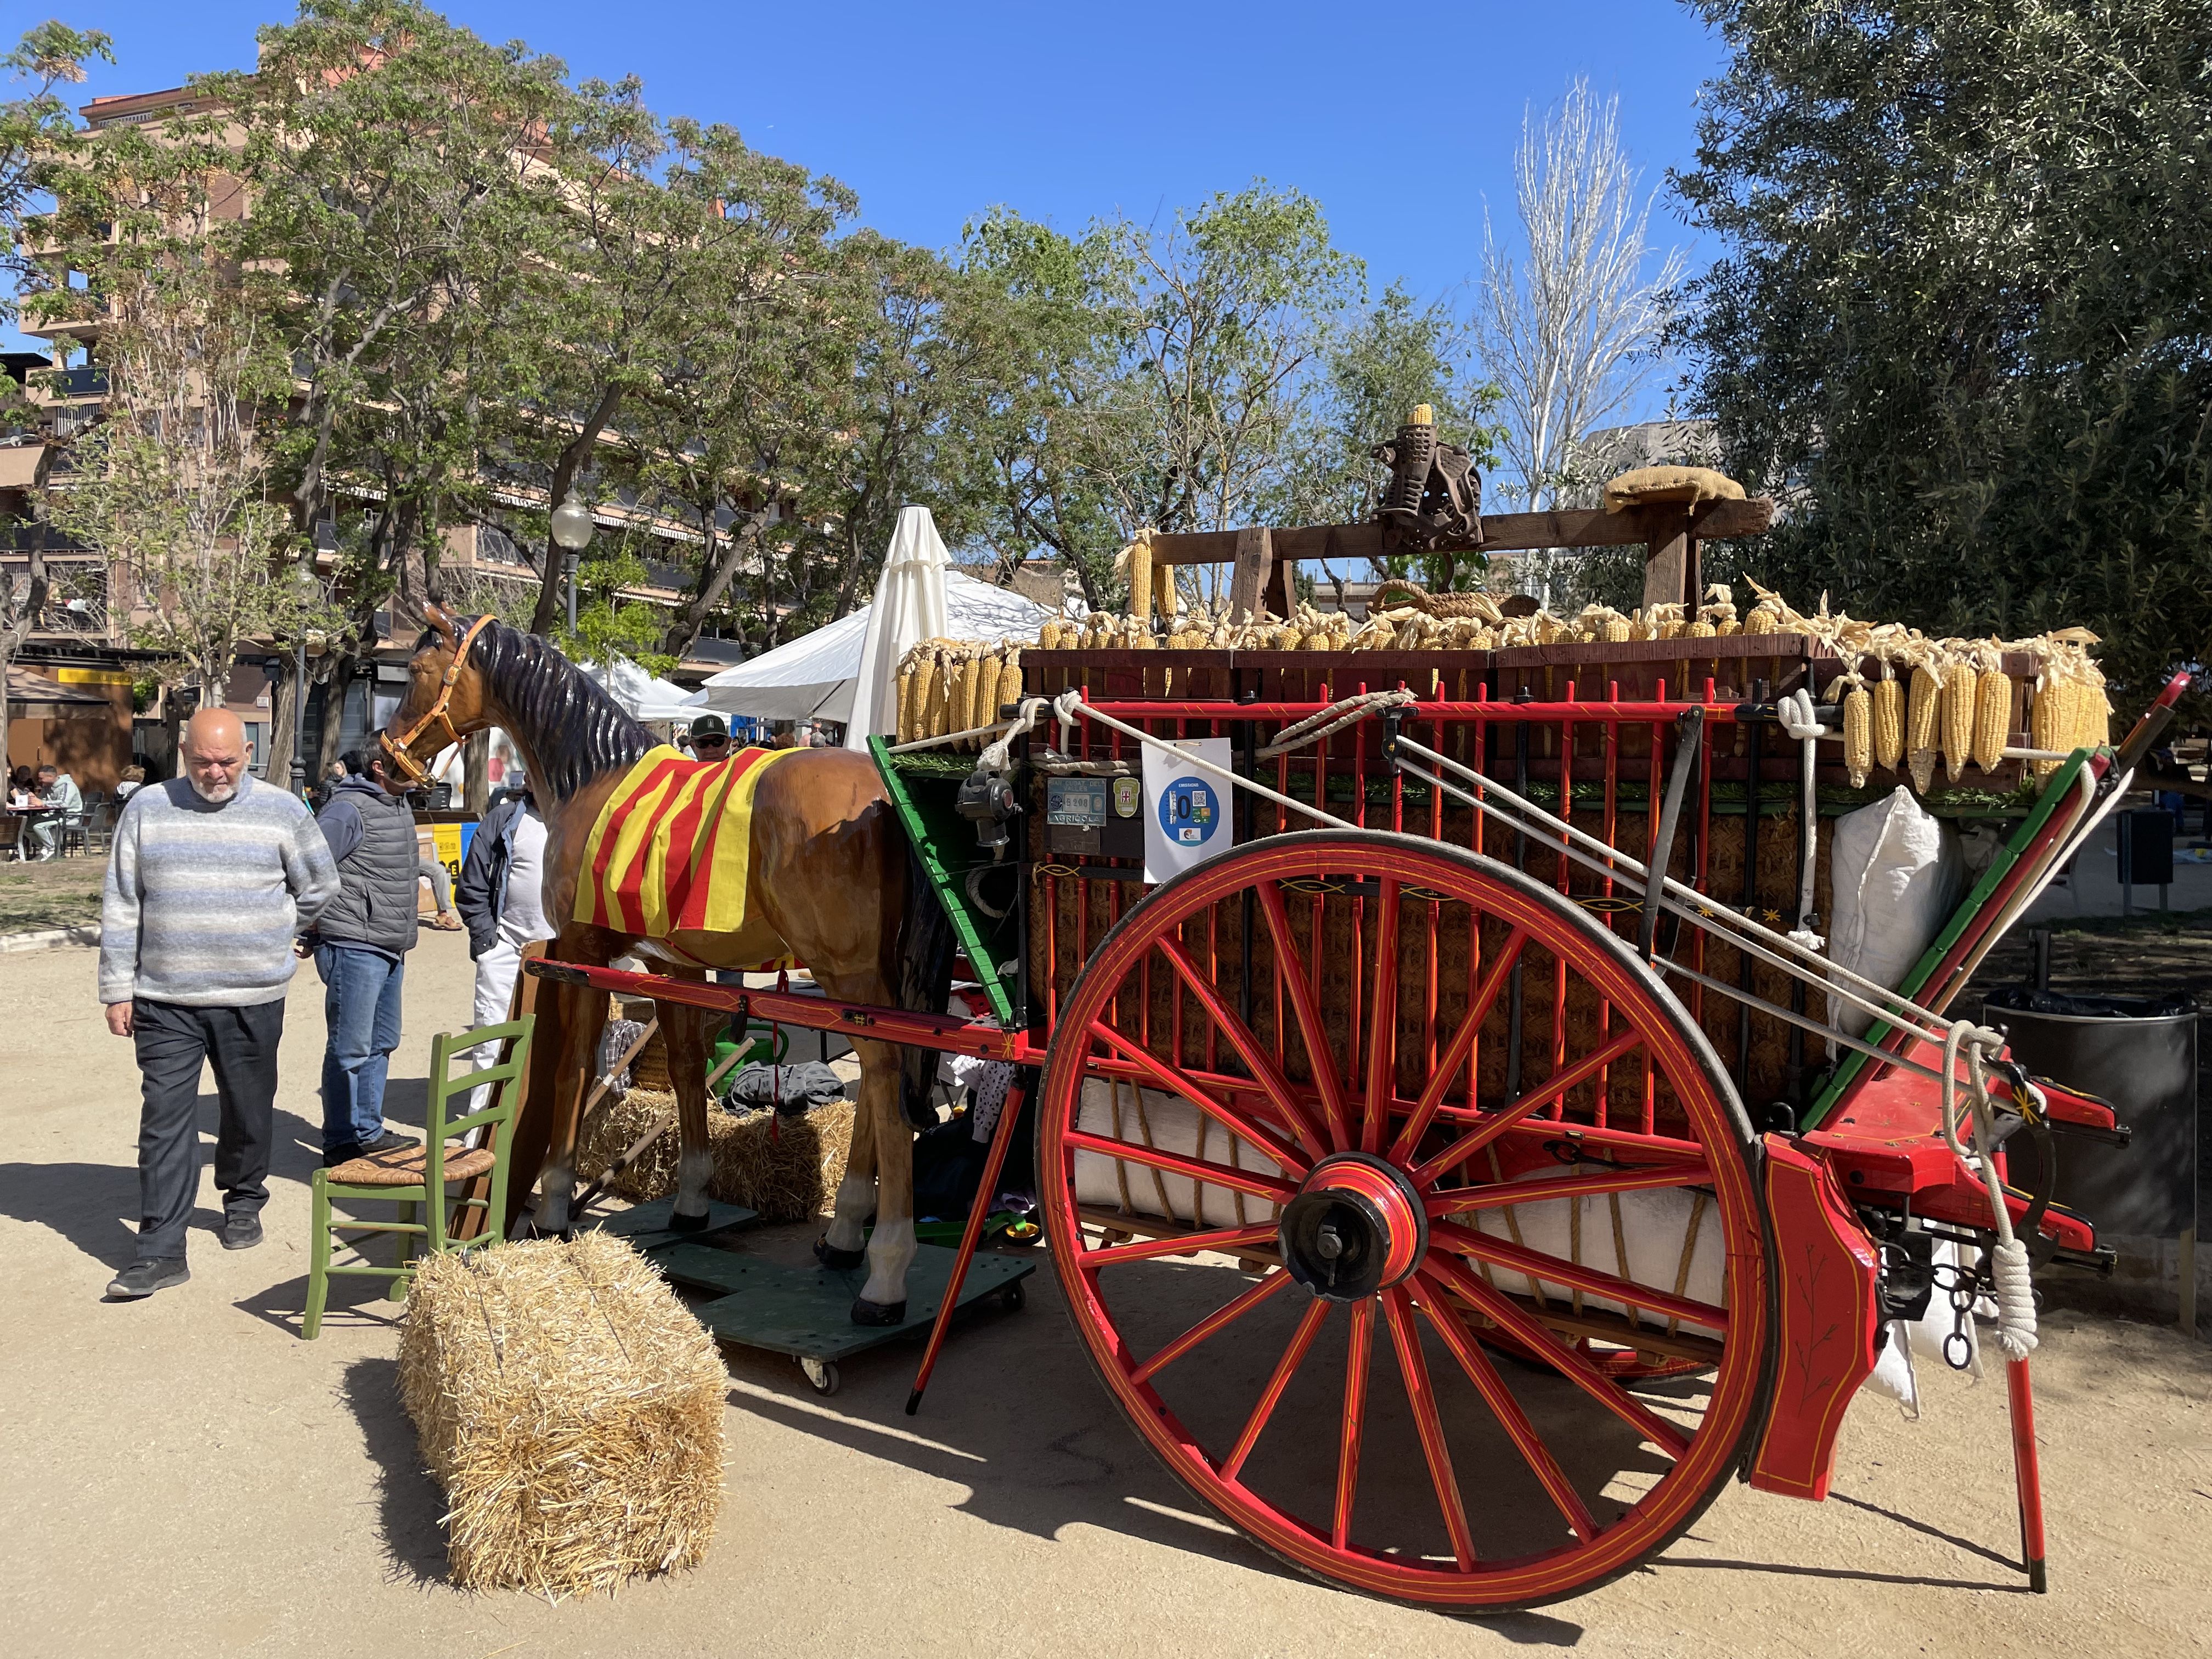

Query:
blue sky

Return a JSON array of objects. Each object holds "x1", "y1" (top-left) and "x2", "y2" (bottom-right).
[{"x1": 22, "y1": 1, "x2": 1728, "y2": 416}]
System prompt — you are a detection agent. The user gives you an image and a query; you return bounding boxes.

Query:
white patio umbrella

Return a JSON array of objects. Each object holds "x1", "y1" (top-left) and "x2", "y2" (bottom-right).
[{"x1": 844, "y1": 505, "x2": 952, "y2": 749}]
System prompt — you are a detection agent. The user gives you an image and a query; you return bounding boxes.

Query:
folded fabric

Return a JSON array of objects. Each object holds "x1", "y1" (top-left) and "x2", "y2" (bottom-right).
[{"x1": 723, "y1": 1060, "x2": 849, "y2": 1115}]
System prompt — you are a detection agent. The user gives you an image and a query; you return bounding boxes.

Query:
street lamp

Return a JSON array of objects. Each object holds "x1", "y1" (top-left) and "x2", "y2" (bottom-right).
[{"x1": 550, "y1": 486, "x2": 595, "y2": 633}]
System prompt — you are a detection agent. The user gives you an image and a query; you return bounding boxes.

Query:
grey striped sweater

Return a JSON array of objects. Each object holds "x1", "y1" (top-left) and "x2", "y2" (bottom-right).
[{"x1": 99, "y1": 775, "x2": 341, "y2": 1007}]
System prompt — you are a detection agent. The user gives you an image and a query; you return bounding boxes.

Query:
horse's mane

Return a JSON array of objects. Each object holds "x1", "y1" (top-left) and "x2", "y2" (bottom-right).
[{"x1": 456, "y1": 617, "x2": 656, "y2": 802}]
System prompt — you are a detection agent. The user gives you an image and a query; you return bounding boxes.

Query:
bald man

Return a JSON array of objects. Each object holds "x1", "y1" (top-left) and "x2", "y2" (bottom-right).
[{"x1": 97, "y1": 710, "x2": 340, "y2": 1300}]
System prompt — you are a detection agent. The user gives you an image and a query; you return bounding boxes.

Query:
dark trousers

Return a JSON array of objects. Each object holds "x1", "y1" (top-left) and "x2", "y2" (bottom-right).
[{"x1": 132, "y1": 998, "x2": 284, "y2": 1262}]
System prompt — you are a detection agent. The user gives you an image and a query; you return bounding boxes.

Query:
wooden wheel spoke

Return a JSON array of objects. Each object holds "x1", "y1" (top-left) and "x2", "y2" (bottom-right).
[
  {"x1": 1432, "y1": 1217, "x2": 1728, "y2": 1335},
  {"x1": 1087, "y1": 1019, "x2": 1312, "y2": 1177},
  {"x1": 1389, "y1": 926, "x2": 1527, "y2": 1164},
  {"x1": 1064, "y1": 1128, "x2": 1299, "y2": 1206},
  {"x1": 1381, "y1": 1286, "x2": 1477, "y2": 1568},
  {"x1": 1333, "y1": 1297, "x2": 1374, "y2": 1550},
  {"x1": 1130, "y1": 1268, "x2": 1293, "y2": 1385},
  {"x1": 1413, "y1": 1029, "x2": 1645, "y2": 1188},
  {"x1": 1147, "y1": 938, "x2": 1330, "y2": 1159},
  {"x1": 1361, "y1": 878, "x2": 1402, "y2": 1153},
  {"x1": 1221, "y1": 1296, "x2": 1329, "y2": 1482},
  {"x1": 1425, "y1": 1161, "x2": 1711, "y2": 1218},
  {"x1": 1410, "y1": 1274, "x2": 1599, "y2": 1542},
  {"x1": 1423, "y1": 1250, "x2": 1693, "y2": 1460},
  {"x1": 1084, "y1": 1221, "x2": 1280, "y2": 1269},
  {"x1": 1255, "y1": 879, "x2": 1354, "y2": 1148}
]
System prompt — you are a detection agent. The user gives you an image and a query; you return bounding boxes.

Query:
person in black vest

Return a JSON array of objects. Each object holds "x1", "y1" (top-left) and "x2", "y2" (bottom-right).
[{"x1": 308, "y1": 747, "x2": 423, "y2": 1165}]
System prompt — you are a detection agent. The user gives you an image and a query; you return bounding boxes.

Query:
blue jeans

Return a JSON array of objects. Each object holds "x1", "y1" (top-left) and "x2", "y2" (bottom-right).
[{"x1": 317, "y1": 944, "x2": 405, "y2": 1152}]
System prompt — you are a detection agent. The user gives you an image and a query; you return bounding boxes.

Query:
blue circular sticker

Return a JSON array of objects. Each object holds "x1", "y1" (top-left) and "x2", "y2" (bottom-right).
[{"x1": 1158, "y1": 776, "x2": 1222, "y2": 847}]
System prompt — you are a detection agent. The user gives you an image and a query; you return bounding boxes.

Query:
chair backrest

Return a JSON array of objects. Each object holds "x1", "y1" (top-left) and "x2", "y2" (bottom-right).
[
  {"x1": 421, "y1": 1015, "x2": 536, "y2": 1229},
  {"x1": 0, "y1": 817, "x2": 19, "y2": 849}
]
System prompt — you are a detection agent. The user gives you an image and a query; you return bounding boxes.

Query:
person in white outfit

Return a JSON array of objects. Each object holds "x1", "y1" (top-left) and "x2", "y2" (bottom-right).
[{"x1": 454, "y1": 777, "x2": 554, "y2": 1101}]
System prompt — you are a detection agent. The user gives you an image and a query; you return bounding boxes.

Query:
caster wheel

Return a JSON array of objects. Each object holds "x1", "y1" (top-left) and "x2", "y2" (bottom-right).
[
  {"x1": 1000, "y1": 1278, "x2": 1025, "y2": 1313},
  {"x1": 799, "y1": 1357, "x2": 840, "y2": 1396}
]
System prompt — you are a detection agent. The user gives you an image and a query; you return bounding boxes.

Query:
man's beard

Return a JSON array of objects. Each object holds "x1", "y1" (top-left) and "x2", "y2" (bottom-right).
[{"x1": 188, "y1": 774, "x2": 238, "y2": 803}]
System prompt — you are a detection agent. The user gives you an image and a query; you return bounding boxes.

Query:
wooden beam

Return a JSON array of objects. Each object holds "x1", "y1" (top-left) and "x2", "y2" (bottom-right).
[
  {"x1": 1228, "y1": 526, "x2": 1272, "y2": 620},
  {"x1": 1641, "y1": 501, "x2": 1697, "y2": 612},
  {"x1": 1146, "y1": 497, "x2": 1774, "y2": 568}
]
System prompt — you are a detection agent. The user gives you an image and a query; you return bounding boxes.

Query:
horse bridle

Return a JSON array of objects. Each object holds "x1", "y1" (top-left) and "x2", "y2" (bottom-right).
[{"x1": 380, "y1": 614, "x2": 496, "y2": 786}]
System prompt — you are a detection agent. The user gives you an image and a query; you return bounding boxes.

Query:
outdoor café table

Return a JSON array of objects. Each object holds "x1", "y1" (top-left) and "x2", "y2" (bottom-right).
[{"x1": 8, "y1": 805, "x2": 59, "y2": 859}]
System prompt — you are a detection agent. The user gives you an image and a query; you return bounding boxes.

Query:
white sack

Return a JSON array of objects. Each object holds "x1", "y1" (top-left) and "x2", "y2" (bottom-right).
[
  {"x1": 1075, "y1": 1080, "x2": 1284, "y2": 1231},
  {"x1": 1826, "y1": 786, "x2": 1963, "y2": 1047},
  {"x1": 1461, "y1": 1174, "x2": 1728, "y2": 1339}
]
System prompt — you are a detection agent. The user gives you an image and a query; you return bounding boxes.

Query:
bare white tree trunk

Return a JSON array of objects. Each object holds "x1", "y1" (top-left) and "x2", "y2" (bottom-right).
[{"x1": 1471, "y1": 79, "x2": 1685, "y2": 600}]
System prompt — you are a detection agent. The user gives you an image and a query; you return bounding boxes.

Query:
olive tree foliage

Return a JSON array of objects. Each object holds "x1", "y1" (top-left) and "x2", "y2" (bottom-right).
[
  {"x1": 1471, "y1": 78, "x2": 1684, "y2": 515},
  {"x1": 1675, "y1": 0, "x2": 2212, "y2": 713}
]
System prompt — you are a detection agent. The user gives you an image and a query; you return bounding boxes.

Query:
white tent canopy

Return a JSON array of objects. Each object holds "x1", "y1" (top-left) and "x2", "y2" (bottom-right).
[
  {"x1": 586, "y1": 657, "x2": 701, "y2": 723},
  {"x1": 845, "y1": 506, "x2": 951, "y2": 749},
  {"x1": 691, "y1": 570, "x2": 1052, "y2": 725}
]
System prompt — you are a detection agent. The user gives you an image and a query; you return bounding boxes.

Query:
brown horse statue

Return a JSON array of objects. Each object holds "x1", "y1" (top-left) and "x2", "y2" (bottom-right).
[{"x1": 380, "y1": 605, "x2": 952, "y2": 1323}]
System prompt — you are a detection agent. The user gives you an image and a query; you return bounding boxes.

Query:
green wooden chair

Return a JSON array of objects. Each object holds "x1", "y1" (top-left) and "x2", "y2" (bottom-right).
[{"x1": 302, "y1": 1015, "x2": 535, "y2": 1339}]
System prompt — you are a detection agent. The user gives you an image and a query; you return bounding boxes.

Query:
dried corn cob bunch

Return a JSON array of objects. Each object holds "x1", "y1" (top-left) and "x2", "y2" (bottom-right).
[
  {"x1": 1701, "y1": 584, "x2": 1740, "y2": 636},
  {"x1": 1872, "y1": 660, "x2": 1905, "y2": 771},
  {"x1": 1827, "y1": 668, "x2": 1874, "y2": 788},
  {"x1": 1969, "y1": 641, "x2": 2011, "y2": 772},
  {"x1": 2029, "y1": 634, "x2": 2112, "y2": 777},
  {"x1": 1904, "y1": 645, "x2": 1945, "y2": 794}
]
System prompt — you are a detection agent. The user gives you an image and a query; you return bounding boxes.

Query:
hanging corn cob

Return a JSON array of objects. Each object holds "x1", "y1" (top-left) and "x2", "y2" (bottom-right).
[
  {"x1": 1872, "y1": 662, "x2": 1905, "y2": 772},
  {"x1": 1905, "y1": 650, "x2": 1944, "y2": 795},
  {"x1": 1940, "y1": 651, "x2": 1978, "y2": 784}
]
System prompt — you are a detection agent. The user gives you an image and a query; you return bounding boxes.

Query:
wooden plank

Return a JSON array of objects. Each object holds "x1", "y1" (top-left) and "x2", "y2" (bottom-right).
[
  {"x1": 1229, "y1": 525, "x2": 1272, "y2": 619},
  {"x1": 1640, "y1": 501, "x2": 1697, "y2": 612},
  {"x1": 1147, "y1": 498, "x2": 1775, "y2": 566}
]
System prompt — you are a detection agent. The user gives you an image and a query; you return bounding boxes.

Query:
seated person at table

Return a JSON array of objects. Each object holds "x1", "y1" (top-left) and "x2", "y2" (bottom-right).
[
  {"x1": 7, "y1": 765, "x2": 38, "y2": 809},
  {"x1": 26, "y1": 764, "x2": 80, "y2": 859}
]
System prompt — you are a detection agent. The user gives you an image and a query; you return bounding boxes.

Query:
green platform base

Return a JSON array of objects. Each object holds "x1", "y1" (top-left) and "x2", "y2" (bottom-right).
[
  {"x1": 592, "y1": 1196, "x2": 759, "y2": 1252},
  {"x1": 652, "y1": 1240, "x2": 1034, "y2": 1363}
]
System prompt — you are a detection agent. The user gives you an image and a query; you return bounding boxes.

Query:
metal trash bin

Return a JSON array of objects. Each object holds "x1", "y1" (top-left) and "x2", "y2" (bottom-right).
[{"x1": 1983, "y1": 986, "x2": 2200, "y2": 1331}]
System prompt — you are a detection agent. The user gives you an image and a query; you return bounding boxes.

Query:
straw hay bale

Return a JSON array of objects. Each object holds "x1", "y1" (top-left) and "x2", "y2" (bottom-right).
[
  {"x1": 574, "y1": 1088, "x2": 855, "y2": 1222},
  {"x1": 397, "y1": 1232, "x2": 726, "y2": 1598}
]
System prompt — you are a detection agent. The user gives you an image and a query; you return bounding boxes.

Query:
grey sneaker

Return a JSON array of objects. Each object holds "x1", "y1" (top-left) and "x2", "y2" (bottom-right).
[
  {"x1": 107, "y1": 1260, "x2": 190, "y2": 1299},
  {"x1": 220, "y1": 1212, "x2": 264, "y2": 1250}
]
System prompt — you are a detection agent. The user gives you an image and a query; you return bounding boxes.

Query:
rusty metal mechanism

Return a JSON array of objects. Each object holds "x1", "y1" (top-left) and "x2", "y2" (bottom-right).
[{"x1": 1373, "y1": 409, "x2": 1481, "y2": 554}]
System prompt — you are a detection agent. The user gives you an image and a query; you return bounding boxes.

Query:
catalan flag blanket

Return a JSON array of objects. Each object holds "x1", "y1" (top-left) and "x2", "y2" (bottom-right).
[{"x1": 573, "y1": 744, "x2": 797, "y2": 938}]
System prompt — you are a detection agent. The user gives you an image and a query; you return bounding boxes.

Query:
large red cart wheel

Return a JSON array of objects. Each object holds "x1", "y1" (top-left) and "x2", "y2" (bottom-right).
[{"x1": 1036, "y1": 831, "x2": 1772, "y2": 1609}]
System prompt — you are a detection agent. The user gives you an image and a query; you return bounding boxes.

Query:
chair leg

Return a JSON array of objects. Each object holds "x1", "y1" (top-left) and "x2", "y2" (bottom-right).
[
  {"x1": 388, "y1": 1200, "x2": 416, "y2": 1300},
  {"x1": 303, "y1": 1172, "x2": 332, "y2": 1340}
]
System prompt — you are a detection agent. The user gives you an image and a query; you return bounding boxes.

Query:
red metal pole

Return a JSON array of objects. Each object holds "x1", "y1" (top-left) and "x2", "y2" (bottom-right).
[
  {"x1": 2007, "y1": 1356, "x2": 2049, "y2": 1593},
  {"x1": 906, "y1": 1077, "x2": 1029, "y2": 1417}
]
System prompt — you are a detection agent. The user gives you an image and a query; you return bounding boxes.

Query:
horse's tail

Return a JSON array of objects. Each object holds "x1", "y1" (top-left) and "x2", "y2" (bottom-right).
[{"x1": 895, "y1": 843, "x2": 958, "y2": 1130}]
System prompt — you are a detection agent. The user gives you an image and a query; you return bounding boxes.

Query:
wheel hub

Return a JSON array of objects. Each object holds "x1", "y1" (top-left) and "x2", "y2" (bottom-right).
[{"x1": 1278, "y1": 1153, "x2": 1429, "y2": 1302}]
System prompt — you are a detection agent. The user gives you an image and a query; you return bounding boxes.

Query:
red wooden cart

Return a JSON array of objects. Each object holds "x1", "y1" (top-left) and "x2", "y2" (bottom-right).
[{"x1": 534, "y1": 617, "x2": 2179, "y2": 1611}]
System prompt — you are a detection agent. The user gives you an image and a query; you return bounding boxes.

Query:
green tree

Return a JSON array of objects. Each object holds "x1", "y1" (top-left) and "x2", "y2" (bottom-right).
[
  {"x1": 1675, "y1": 0, "x2": 2212, "y2": 713},
  {"x1": 0, "y1": 21, "x2": 111, "y2": 686}
]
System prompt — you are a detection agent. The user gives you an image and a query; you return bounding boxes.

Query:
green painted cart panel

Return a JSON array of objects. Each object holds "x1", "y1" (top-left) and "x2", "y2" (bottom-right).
[
  {"x1": 672, "y1": 1242, "x2": 1033, "y2": 1363},
  {"x1": 1802, "y1": 747, "x2": 2098, "y2": 1129},
  {"x1": 868, "y1": 736, "x2": 1021, "y2": 1026}
]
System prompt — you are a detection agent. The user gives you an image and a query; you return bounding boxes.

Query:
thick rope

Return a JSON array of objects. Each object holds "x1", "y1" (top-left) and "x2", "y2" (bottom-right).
[
  {"x1": 1776, "y1": 689, "x2": 1826, "y2": 952},
  {"x1": 1254, "y1": 690, "x2": 1418, "y2": 759},
  {"x1": 1940, "y1": 1019, "x2": 2039, "y2": 1360}
]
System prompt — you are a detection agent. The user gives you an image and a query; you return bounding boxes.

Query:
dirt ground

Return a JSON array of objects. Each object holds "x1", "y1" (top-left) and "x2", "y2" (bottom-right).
[{"x1": 3, "y1": 932, "x2": 2209, "y2": 1659}]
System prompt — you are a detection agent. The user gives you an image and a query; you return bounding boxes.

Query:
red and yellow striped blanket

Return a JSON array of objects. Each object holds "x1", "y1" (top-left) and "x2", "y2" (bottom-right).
[{"x1": 573, "y1": 744, "x2": 797, "y2": 937}]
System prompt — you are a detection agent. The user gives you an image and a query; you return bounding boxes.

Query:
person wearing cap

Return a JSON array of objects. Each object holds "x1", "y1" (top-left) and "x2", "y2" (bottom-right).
[
  {"x1": 689, "y1": 713, "x2": 731, "y2": 761},
  {"x1": 455, "y1": 771, "x2": 552, "y2": 1092}
]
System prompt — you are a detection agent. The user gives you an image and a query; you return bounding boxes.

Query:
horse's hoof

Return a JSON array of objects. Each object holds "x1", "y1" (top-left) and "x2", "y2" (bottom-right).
[
  {"x1": 814, "y1": 1237, "x2": 866, "y2": 1271},
  {"x1": 850, "y1": 1296, "x2": 907, "y2": 1327},
  {"x1": 668, "y1": 1208, "x2": 710, "y2": 1233}
]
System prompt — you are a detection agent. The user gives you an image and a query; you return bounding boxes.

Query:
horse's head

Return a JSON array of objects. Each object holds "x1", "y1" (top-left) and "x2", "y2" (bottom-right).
[{"x1": 380, "y1": 603, "x2": 498, "y2": 786}]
